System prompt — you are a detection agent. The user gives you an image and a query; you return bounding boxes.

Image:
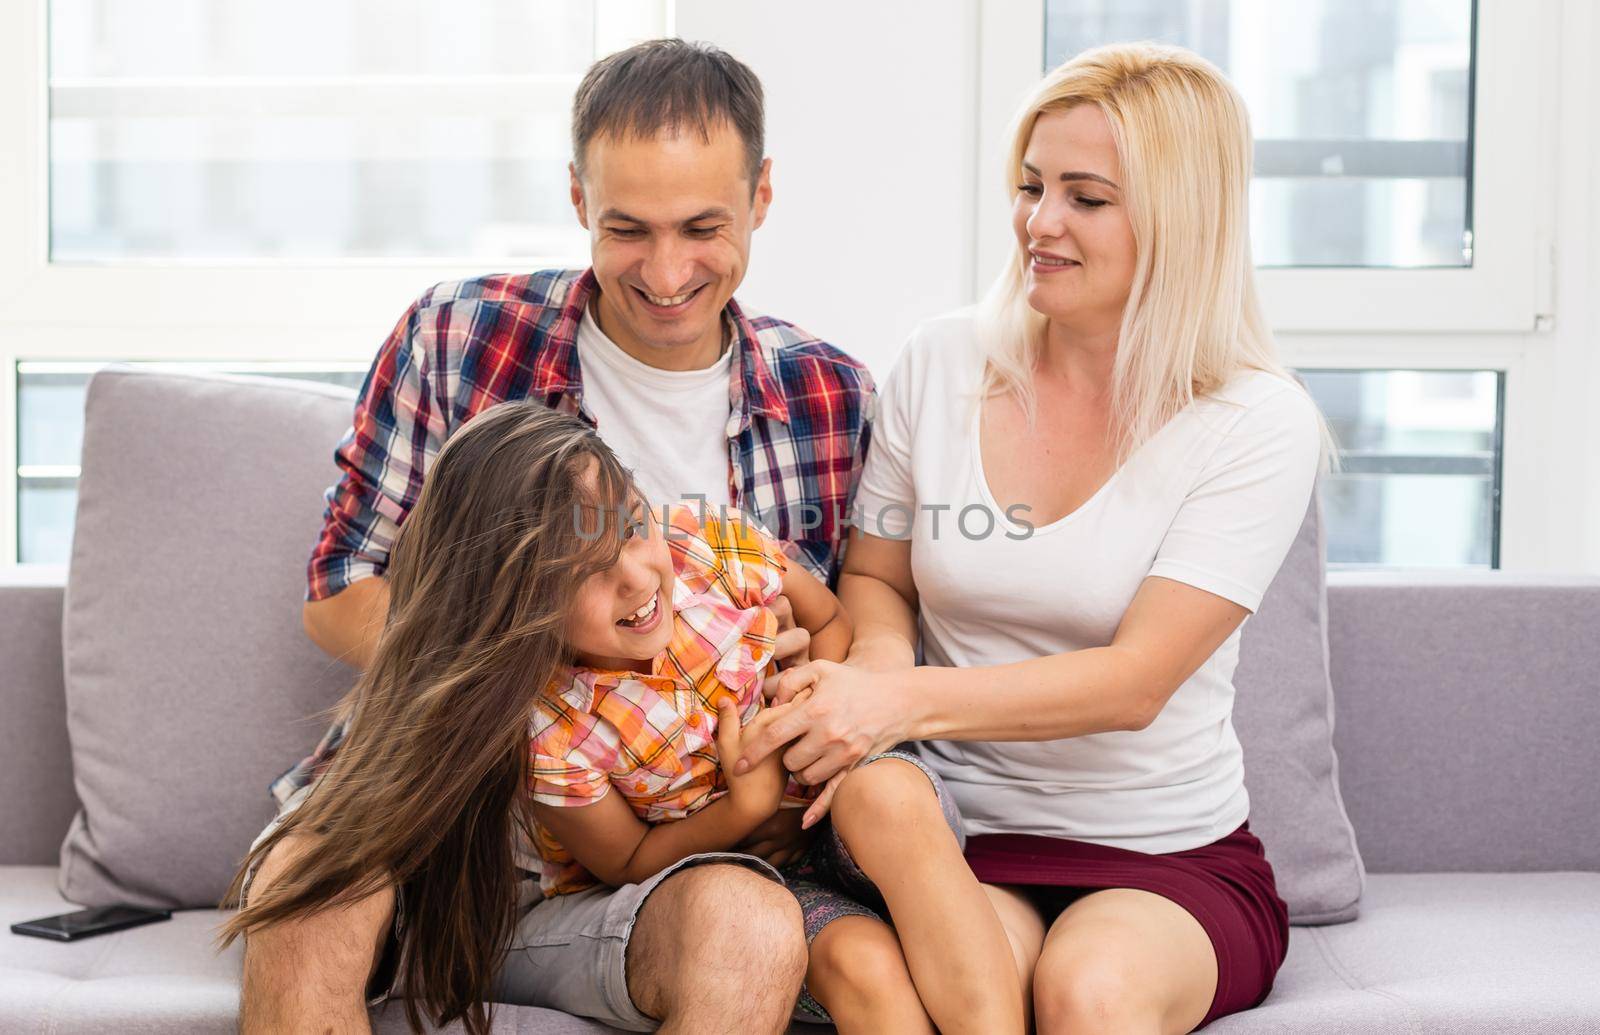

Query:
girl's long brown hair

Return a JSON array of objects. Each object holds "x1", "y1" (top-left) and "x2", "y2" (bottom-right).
[{"x1": 218, "y1": 401, "x2": 637, "y2": 1034}]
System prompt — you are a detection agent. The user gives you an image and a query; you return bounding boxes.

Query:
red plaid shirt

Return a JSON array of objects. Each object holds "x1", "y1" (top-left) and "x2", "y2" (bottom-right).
[{"x1": 275, "y1": 269, "x2": 873, "y2": 805}]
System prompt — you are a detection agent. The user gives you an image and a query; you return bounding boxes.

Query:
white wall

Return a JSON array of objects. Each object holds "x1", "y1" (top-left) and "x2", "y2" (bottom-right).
[{"x1": 677, "y1": 0, "x2": 981, "y2": 376}]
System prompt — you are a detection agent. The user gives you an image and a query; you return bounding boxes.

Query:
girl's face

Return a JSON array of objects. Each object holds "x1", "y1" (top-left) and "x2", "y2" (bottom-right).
[
  {"x1": 564, "y1": 499, "x2": 677, "y2": 672},
  {"x1": 1012, "y1": 104, "x2": 1138, "y2": 339}
]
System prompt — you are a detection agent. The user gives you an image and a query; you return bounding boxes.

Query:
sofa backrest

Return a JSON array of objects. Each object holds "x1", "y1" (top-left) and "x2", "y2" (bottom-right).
[
  {"x1": 1328, "y1": 571, "x2": 1600, "y2": 873},
  {"x1": 50, "y1": 366, "x2": 1366, "y2": 919},
  {"x1": 0, "y1": 570, "x2": 77, "y2": 865}
]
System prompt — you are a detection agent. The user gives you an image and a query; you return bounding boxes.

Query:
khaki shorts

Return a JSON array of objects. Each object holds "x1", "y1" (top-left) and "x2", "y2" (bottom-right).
[
  {"x1": 241, "y1": 787, "x2": 782, "y2": 1027},
  {"x1": 491, "y1": 852, "x2": 785, "y2": 1030}
]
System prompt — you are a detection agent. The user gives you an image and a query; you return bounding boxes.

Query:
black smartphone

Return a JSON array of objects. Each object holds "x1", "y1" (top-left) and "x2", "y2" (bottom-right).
[{"x1": 10, "y1": 904, "x2": 172, "y2": 942}]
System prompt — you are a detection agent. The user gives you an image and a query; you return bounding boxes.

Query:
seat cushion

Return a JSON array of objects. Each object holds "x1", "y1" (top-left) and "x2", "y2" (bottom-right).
[
  {"x1": 0, "y1": 866, "x2": 619, "y2": 1034},
  {"x1": 1209, "y1": 871, "x2": 1600, "y2": 1033},
  {"x1": 1232, "y1": 490, "x2": 1365, "y2": 923},
  {"x1": 8, "y1": 867, "x2": 1595, "y2": 1033}
]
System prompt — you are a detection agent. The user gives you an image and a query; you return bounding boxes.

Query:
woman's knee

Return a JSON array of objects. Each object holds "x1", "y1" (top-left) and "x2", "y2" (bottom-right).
[{"x1": 1033, "y1": 958, "x2": 1162, "y2": 1035}]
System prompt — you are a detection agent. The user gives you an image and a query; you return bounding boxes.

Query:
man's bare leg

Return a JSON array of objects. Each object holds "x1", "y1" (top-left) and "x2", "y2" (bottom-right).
[
  {"x1": 625, "y1": 863, "x2": 808, "y2": 1035},
  {"x1": 238, "y1": 832, "x2": 395, "y2": 1035}
]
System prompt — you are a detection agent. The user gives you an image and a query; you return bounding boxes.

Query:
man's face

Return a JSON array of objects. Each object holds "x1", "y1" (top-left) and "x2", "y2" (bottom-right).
[{"x1": 571, "y1": 124, "x2": 772, "y2": 369}]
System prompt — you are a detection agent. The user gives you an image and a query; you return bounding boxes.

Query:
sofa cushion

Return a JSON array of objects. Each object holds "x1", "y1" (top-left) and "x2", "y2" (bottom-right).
[
  {"x1": 1231, "y1": 491, "x2": 1365, "y2": 923},
  {"x1": 0, "y1": 866, "x2": 619, "y2": 1034},
  {"x1": 9, "y1": 866, "x2": 1594, "y2": 1033},
  {"x1": 1207, "y1": 871, "x2": 1600, "y2": 1033},
  {"x1": 58, "y1": 370, "x2": 361, "y2": 909}
]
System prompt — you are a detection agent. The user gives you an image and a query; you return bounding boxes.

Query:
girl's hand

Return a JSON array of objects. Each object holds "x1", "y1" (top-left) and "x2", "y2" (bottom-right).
[
  {"x1": 734, "y1": 660, "x2": 914, "y2": 787},
  {"x1": 717, "y1": 699, "x2": 787, "y2": 821}
]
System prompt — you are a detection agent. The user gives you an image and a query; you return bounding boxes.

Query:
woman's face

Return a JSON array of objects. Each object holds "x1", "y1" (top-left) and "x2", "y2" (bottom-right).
[
  {"x1": 564, "y1": 498, "x2": 677, "y2": 672},
  {"x1": 1012, "y1": 104, "x2": 1138, "y2": 338}
]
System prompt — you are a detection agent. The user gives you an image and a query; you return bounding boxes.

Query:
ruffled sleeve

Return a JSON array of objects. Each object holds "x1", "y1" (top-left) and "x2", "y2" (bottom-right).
[{"x1": 527, "y1": 677, "x2": 619, "y2": 808}]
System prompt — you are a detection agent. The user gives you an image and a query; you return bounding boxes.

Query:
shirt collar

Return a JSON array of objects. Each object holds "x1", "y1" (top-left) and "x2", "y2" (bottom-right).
[{"x1": 540, "y1": 269, "x2": 791, "y2": 427}]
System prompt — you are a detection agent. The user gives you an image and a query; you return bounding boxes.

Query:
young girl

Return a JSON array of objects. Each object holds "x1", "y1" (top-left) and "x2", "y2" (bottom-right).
[{"x1": 224, "y1": 401, "x2": 1020, "y2": 1035}]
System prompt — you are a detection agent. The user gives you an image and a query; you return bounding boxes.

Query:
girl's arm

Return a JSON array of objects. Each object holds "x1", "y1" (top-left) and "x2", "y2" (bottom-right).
[
  {"x1": 532, "y1": 700, "x2": 789, "y2": 888},
  {"x1": 778, "y1": 558, "x2": 855, "y2": 664}
]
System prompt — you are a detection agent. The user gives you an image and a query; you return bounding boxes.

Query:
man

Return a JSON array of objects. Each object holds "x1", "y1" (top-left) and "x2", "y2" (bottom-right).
[{"x1": 240, "y1": 39, "x2": 875, "y2": 1034}]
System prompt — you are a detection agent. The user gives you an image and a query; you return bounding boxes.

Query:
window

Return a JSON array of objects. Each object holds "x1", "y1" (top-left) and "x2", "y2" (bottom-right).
[
  {"x1": 1, "y1": 0, "x2": 670, "y2": 564},
  {"x1": 973, "y1": 0, "x2": 1542, "y2": 567},
  {"x1": 1299, "y1": 369, "x2": 1501, "y2": 567}
]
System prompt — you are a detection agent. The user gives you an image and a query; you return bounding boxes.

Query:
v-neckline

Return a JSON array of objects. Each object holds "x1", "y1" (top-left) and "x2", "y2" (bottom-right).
[{"x1": 969, "y1": 397, "x2": 1129, "y2": 538}]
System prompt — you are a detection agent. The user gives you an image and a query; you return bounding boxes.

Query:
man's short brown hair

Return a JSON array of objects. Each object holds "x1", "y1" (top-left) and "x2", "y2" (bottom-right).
[{"x1": 571, "y1": 38, "x2": 766, "y2": 189}]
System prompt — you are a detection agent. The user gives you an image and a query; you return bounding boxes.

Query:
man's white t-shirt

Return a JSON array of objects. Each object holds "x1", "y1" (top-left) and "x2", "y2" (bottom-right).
[
  {"x1": 853, "y1": 309, "x2": 1322, "y2": 854},
  {"x1": 576, "y1": 309, "x2": 733, "y2": 510}
]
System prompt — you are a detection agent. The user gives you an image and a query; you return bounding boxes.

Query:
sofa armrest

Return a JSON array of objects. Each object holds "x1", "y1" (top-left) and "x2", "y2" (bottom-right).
[
  {"x1": 0, "y1": 567, "x2": 78, "y2": 865},
  {"x1": 1327, "y1": 570, "x2": 1600, "y2": 874}
]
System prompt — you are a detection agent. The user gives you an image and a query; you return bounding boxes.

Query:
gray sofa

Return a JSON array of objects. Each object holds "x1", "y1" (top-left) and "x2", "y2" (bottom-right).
[{"x1": 3, "y1": 368, "x2": 1599, "y2": 1034}]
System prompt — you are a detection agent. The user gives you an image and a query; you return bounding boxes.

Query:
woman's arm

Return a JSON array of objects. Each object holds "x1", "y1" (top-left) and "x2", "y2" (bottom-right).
[
  {"x1": 737, "y1": 574, "x2": 1247, "y2": 786},
  {"x1": 836, "y1": 528, "x2": 919, "y2": 672},
  {"x1": 534, "y1": 700, "x2": 789, "y2": 887}
]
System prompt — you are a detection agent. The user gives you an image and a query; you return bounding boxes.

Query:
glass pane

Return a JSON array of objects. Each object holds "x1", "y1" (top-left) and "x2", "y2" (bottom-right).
[
  {"x1": 51, "y1": 113, "x2": 586, "y2": 260},
  {"x1": 50, "y1": 0, "x2": 597, "y2": 79},
  {"x1": 1045, "y1": 0, "x2": 1474, "y2": 268},
  {"x1": 46, "y1": 0, "x2": 665, "y2": 261},
  {"x1": 19, "y1": 482, "x2": 79, "y2": 565},
  {"x1": 16, "y1": 364, "x2": 368, "y2": 562},
  {"x1": 1299, "y1": 368, "x2": 1501, "y2": 568},
  {"x1": 1321, "y1": 473, "x2": 1494, "y2": 567},
  {"x1": 18, "y1": 373, "x2": 90, "y2": 467}
]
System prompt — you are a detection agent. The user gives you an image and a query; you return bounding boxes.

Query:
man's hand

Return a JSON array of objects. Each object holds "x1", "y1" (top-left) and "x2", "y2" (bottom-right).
[
  {"x1": 735, "y1": 808, "x2": 816, "y2": 868},
  {"x1": 769, "y1": 594, "x2": 812, "y2": 673}
]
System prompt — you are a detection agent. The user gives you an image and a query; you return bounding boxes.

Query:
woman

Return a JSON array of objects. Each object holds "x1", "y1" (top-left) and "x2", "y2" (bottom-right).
[{"x1": 738, "y1": 43, "x2": 1330, "y2": 1032}]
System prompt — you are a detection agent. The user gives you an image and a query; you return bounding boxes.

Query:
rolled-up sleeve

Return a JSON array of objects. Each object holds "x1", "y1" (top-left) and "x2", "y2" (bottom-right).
[{"x1": 306, "y1": 300, "x2": 446, "y2": 601}]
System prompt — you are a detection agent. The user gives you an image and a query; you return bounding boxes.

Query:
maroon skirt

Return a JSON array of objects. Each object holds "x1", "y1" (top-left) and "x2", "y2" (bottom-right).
[{"x1": 964, "y1": 821, "x2": 1288, "y2": 1030}]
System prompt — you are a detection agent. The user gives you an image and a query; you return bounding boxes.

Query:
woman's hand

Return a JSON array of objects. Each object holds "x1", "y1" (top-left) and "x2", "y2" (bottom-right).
[
  {"x1": 733, "y1": 660, "x2": 915, "y2": 790},
  {"x1": 717, "y1": 699, "x2": 787, "y2": 822}
]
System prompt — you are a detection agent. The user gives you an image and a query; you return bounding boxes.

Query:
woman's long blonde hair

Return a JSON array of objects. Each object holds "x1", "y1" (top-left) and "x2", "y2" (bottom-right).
[
  {"x1": 219, "y1": 402, "x2": 638, "y2": 1035},
  {"x1": 979, "y1": 41, "x2": 1328, "y2": 462}
]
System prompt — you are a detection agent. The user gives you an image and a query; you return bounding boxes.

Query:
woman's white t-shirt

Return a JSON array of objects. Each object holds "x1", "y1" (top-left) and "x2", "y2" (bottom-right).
[{"x1": 853, "y1": 310, "x2": 1322, "y2": 854}]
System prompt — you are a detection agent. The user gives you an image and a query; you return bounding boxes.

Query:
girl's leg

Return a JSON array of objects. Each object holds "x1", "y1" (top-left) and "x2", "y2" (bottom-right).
[
  {"x1": 829, "y1": 758, "x2": 1026, "y2": 1035},
  {"x1": 805, "y1": 915, "x2": 935, "y2": 1035}
]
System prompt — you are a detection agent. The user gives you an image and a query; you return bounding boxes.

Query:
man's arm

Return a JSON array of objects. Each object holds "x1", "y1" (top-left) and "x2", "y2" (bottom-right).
[{"x1": 302, "y1": 578, "x2": 390, "y2": 671}]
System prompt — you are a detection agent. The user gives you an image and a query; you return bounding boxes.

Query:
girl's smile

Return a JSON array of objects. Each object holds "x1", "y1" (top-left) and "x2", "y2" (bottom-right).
[{"x1": 616, "y1": 589, "x2": 665, "y2": 633}]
